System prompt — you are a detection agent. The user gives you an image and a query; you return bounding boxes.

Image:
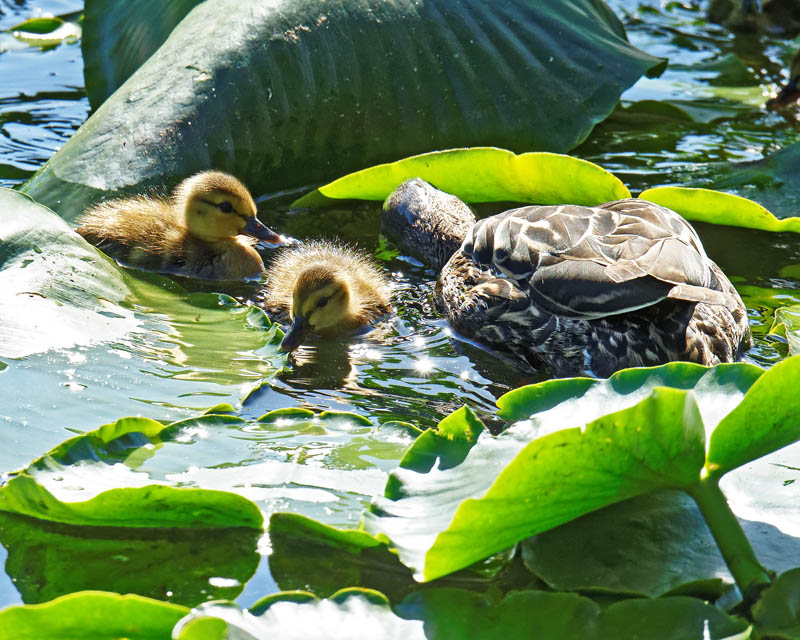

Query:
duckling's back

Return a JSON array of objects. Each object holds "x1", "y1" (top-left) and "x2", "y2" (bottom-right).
[{"x1": 76, "y1": 195, "x2": 189, "y2": 272}]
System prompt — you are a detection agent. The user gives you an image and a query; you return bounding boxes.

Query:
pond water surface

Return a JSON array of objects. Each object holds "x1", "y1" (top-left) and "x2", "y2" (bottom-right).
[{"x1": 1, "y1": 0, "x2": 800, "y2": 612}]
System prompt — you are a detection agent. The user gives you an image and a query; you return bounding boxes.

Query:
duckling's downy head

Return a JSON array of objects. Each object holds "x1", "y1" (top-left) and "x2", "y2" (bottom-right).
[
  {"x1": 177, "y1": 171, "x2": 281, "y2": 243},
  {"x1": 768, "y1": 50, "x2": 800, "y2": 109},
  {"x1": 281, "y1": 265, "x2": 352, "y2": 351}
]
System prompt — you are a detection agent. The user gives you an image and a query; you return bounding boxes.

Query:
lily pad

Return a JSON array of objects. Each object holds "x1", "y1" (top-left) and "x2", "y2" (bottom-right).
[
  {"x1": 639, "y1": 186, "x2": 800, "y2": 233},
  {"x1": 8, "y1": 17, "x2": 81, "y2": 47},
  {"x1": 362, "y1": 361, "x2": 796, "y2": 581},
  {"x1": 751, "y1": 568, "x2": 800, "y2": 639},
  {"x1": 0, "y1": 415, "x2": 264, "y2": 529},
  {"x1": 0, "y1": 510, "x2": 260, "y2": 606},
  {"x1": 174, "y1": 590, "x2": 426, "y2": 640},
  {"x1": 773, "y1": 306, "x2": 800, "y2": 356},
  {"x1": 292, "y1": 149, "x2": 631, "y2": 208},
  {"x1": 0, "y1": 188, "x2": 137, "y2": 360},
  {"x1": 0, "y1": 591, "x2": 189, "y2": 640},
  {"x1": 23, "y1": 0, "x2": 663, "y2": 220}
]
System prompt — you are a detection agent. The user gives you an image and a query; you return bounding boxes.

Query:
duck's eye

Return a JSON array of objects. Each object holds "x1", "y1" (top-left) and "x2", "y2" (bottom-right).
[
  {"x1": 219, "y1": 201, "x2": 234, "y2": 213},
  {"x1": 316, "y1": 296, "x2": 329, "y2": 309}
]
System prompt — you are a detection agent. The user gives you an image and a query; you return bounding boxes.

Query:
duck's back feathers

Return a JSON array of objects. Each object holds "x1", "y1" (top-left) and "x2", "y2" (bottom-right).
[{"x1": 434, "y1": 196, "x2": 750, "y2": 377}]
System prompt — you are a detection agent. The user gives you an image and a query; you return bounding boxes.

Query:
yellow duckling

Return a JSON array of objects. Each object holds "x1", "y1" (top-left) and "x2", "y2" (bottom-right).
[
  {"x1": 768, "y1": 49, "x2": 800, "y2": 109},
  {"x1": 75, "y1": 171, "x2": 281, "y2": 280},
  {"x1": 263, "y1": 241, "x2": 392, "y2": 351}
]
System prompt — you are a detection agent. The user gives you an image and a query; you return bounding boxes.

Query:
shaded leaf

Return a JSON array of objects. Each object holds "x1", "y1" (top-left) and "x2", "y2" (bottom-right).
[
  {"x1": 773, "y1": 306, "x2": 800, "y2": 356},
  {"x1": 292, "y1": 149, "x2": 631, "y2": 208},
  {"x1": 751, "y1": 568, "x2": 800, "y2": 639},
  {"x1": 23, "y1": 0, "x2": 663, "y2": 220}
]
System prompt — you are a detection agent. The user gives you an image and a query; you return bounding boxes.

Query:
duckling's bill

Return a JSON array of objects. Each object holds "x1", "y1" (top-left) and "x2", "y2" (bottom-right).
[
  {"x1": 280, "y1": 315, "x2": 311, "y2": 352},
  {"x1": 242, "y1": 217, "x2": 283, "y2": 245}
]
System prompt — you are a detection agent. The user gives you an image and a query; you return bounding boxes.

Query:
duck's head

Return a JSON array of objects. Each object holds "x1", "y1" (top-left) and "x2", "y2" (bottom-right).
[
  {"x1": 280, "y1": 266, "x2": 352, "y2": 351},
  {"x1": 177, "y1": 171, "x2": 281, "y2": 244},
  {"x1": 768, "y1": 50, "x2": 800, "y2": 109},
  {"x1": 382, "y1": 178, "x2": 476, "y2": 271}
]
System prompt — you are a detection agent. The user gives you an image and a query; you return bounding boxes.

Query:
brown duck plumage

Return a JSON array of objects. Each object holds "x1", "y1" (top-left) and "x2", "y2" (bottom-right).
[{"x1": 383, "y1": 178, "x2": 750, "y2": 378}]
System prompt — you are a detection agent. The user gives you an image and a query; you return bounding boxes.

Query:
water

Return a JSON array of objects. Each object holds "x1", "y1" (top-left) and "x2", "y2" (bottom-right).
[{"x1": 2, "y1": 0, "x2": 800, "y2": 613}]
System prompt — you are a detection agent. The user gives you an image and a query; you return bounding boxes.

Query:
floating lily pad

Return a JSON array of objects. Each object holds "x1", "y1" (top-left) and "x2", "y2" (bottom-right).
[
  {"x1": 0, "y1": 415, "x2": 263, "y2": 529},
  {"x1": 639, "y1": 186, "x2": 800, "y2": 233},
  {"x1": 0, "y1": 188, "x2": 137, "y2": 360},
  {"x1": 0, "y1": 591, "x2": 189, "y2": 640},
  {"x1": 174, "y1": 590, "x2": 425, "y2": 640},
  {"x1": 362, "y1": 361, "x2": 798, "y2": 581},
  {"x1": 8, "y1": 17, "x2": 81, "y2": 47},
  {"x1": 23, "y1": 0, "x2": 663, "y2": 220},
  {"x1": 292, "y1": 149, "x2": 631, "y2": 208},
  {"x1": 0, "y1": 511, "x2": 260, "y2": 606}
]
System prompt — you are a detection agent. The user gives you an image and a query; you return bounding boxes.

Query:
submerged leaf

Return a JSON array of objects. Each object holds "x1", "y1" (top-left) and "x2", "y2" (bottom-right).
[{"x1": 292, "y1": 149, "x2": 631, "y2": 208}]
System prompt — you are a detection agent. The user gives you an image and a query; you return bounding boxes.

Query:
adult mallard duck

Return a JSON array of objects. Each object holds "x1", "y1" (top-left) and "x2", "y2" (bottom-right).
[
  {"x1": 76, "y1": 171, "x2": 282, "y2": 280},
  {"x1": 767, "y1": 49, "x2": 800, "y2": 109},
  {"x1": 383, "y1": 178, "x2": 750, "y2": 378},
  {"x1": 263, "y1": 241, "x2": 392, "y2": 351}
]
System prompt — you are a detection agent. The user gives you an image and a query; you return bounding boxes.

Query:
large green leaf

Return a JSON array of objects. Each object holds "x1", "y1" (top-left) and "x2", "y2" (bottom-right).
[
  {"x1": 0, "y1": 188, "x2": 137, "y2": 359},
  {"x1": 639, "y1": 186, "x2": 800, "y2": 233},
  {"x1": 0, "y1": 415, "x2": 263, "y2": 529},
  {"x1": 23, "y1": 0, "x2": 664, "y2": 220},
  {"x1": 292, "y1": 149, "x2": 631, "y2": 208},
  {"x1": 82, "y1": 0, "x2": 202, "y2": 109},
  {"x1": 0, "y1": 591, "x2": 189, "y2": 640},
  {"x1": 362, "y1": 362, "x2": 775, "y2": 581}
]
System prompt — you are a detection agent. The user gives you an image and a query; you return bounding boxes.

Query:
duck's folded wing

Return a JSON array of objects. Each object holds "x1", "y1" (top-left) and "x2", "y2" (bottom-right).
[{"x1": 465, "y1": 200, "x2": 735, "y2": 320}]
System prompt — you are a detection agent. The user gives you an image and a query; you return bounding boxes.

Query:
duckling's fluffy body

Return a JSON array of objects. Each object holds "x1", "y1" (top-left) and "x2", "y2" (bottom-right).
[
  {"x1": 264, "y1": 241, "x2": 391, "y2": 347},
  {"x1": 76, "y1": 171, "x2": 279, "y2": 280},
  {"x1": 384, "y1": 179, "x2": 750, "y2": 378}
]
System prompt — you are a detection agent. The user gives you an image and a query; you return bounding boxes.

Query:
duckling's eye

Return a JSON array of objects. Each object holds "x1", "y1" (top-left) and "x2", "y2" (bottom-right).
[
  {"x1": 219, "y1": 201, "x2": 234, "y2": 213},
  {"x1": 316, "y1": 296, "x2": 329, "y2": 309}
]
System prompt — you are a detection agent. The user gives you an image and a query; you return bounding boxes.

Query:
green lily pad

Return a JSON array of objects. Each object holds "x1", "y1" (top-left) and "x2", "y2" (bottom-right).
[
  {"x1": 363, "y1": 362, "x2": 771, "y2": 581},
  {"x1": 23, "y1": 0, "x2": 663, "y2": 220},
  {"x1": 8, "y1": 17, "x2": 81, "y2": 47},
  {"x1": 0, "y1": 188, "x2": 137, "y2": 360},
  {"x1": 173, "y1": 589, "x2": 426, "y2": 640},
  {"x1": 639, "y1": 186, "x2": 800, "y2": 233},
  {"x1": 773, "y1": 306, "x2": 800, "y2": 356},
  {"x1": 0, "y1": 415, "x2": 263, "y2": 529},
  {"x1": 0, "y1": 591, "x2": 189, "y2": 640},
  {"x1": 292, "y1": 149, "x2": 631, "y2": 208},
  {"x1": 0, "y1": 510, "x2": 260, "y2": 606}
]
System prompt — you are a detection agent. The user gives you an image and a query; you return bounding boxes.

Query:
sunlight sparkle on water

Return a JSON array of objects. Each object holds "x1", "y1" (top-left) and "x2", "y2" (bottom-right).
[{"x1": 414, "y1": 357, "x2": 435, "y2": 375}]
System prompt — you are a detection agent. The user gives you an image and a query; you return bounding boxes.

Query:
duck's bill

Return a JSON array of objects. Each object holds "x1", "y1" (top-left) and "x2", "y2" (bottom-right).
[
  {"x1": 767, "y1": 79, "x2": 800, "y2": 110},
  {"x1": 280, "y1": 315, "x2": 311, "y2": 352},
  {"x1": 243, "y1": 217, "x2": 282, "y2": 244}
]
